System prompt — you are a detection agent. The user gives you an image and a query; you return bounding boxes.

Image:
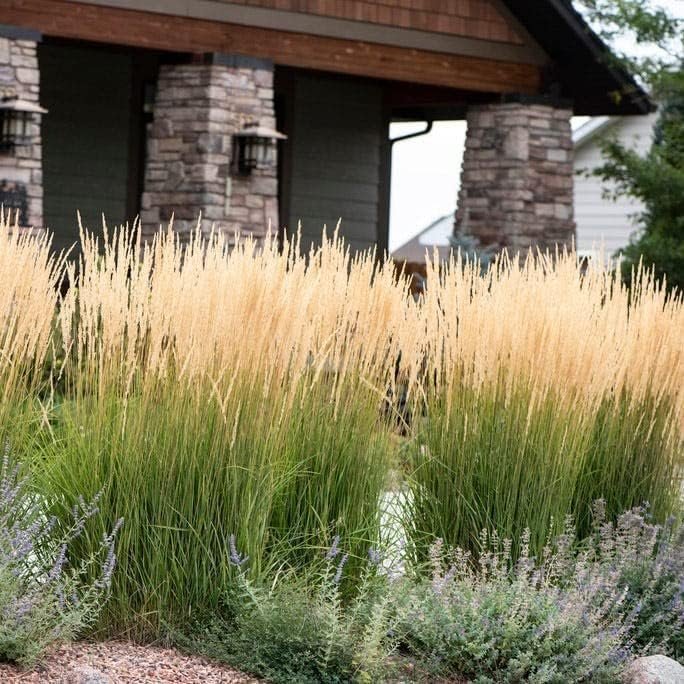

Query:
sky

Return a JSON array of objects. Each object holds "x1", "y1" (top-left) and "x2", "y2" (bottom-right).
[{"x1": 388, "y1": 0, "x2": 684, "y2": 253}]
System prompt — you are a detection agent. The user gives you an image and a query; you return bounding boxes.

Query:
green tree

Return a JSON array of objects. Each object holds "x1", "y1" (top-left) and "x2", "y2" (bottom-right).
[
  {"x1": 576, "y1": 0, "x2": 681, "y2": 83},
  {"x1": 575, "y1": 1, "x2": 684, "y2": 291},
  {"x1": 593, "y1": 68, "x2": 684, "y2": 291}
]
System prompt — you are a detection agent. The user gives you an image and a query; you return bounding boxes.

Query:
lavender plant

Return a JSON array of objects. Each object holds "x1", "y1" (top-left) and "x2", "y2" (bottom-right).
[
  {"x1": 394, "y1": 538, "x2": 628, "y2": 682},
  {"x1": 587, "y1": 501, "x2": 684, "y2": 660},
  {"x1": 0, "y1": 448, "x2": 121, "y2": 666},
  {"x1": 394, "y1": 503, "x2": 684, "y2": 682},
  {"x1": 177, "y1": 508, "x2": 683, "y2": 683},
  {"x1": 184, "y1": 534, "x2": 398, "y2": 684}
]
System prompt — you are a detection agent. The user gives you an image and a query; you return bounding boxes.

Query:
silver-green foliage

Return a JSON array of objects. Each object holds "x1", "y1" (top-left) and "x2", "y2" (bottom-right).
[
  {"x1": 0, "y1": 448, "x2": 121, "y2": 666},
  {"x1": 185, "y1": 507, "x2": 684, "y2": 683},
  {"x1": 186, "y1": 540, "x2": 396, "y2": 684},
  {"x1": 394, "y1": 502, "x2": 683, "y2": 682}
]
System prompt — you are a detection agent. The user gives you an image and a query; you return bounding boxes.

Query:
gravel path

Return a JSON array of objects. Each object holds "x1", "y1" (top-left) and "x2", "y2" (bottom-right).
[{"x1": 0, "y1": 641, "x2": 259, "y2": 683}]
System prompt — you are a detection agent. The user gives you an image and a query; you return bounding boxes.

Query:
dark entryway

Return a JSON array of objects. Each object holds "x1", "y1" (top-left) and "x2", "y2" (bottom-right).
[
  {"x1": 275, "y1": 68, "x2": 390, "y2": 256},
  {"x1": 38, "y1": 39, "x2": 161, "y2": 254}
]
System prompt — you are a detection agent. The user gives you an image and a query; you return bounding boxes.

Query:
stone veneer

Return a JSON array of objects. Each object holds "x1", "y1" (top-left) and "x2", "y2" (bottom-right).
[
  {"x1": 453, "y1": 102, "x2": 575, "y2": 255},
  {"x1": 140, "y1": 60, "x2": 278, "y2": 241},
  {"x1": 0, "y1": 37, "x2": 43, "y2": 228}
]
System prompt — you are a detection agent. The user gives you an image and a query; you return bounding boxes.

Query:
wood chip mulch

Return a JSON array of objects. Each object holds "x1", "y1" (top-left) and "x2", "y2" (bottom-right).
[{"x1": 0, "y1": 641, "x2": 259, "y2": 683}]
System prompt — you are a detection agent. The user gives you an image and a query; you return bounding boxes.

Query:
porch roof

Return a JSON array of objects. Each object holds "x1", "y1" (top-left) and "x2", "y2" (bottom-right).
[
  {"x1": 1, "y1": 0, "x2": 652, "y2": 115},
  {"x1": 501, "y1": 0, "x2": 652, "y2": 115}
]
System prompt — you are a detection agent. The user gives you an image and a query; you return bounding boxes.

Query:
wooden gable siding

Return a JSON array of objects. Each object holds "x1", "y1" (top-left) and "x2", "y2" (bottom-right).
[
  {"x1": 3, "y1": 1, "x2": 542, "y2": 94},
  {"x1": 284, "y1": 73, "x2": 384, "y2": 255},
  {"x1": 227, "y1": 0, "x2": 522, "y2": 44}
]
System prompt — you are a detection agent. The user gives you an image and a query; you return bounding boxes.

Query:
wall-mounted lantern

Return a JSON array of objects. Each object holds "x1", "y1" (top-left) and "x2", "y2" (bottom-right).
[
  {"x1": 0, "y1": 94, "x2": 47, "y2": 154},
  {"x1": 232, "y1": 122, "x2": 286, "y2": 176}
]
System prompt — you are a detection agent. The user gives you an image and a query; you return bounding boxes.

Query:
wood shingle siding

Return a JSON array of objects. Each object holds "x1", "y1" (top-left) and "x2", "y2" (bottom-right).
[
  {"x1": 3, "y1": 1, "x2": 542, "y2": 94},
  {"x1": 225, "y1": 0, "x2": 522, "y2": 44}
]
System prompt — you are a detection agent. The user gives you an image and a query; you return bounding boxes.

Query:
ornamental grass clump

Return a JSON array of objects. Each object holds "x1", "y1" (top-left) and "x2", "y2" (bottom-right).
[
  {"x1": 39, "y1": 221, "x2": 406, "y2": 636},
  {"x1": 0, "y1": 212, "x2": 682, "y2": 641},
  {"x1": 401, "y1": 249, "x2": 683, "y2": 560},
  {"x1": 0, "y1": 210, "x2": 66, "y2": 445}
]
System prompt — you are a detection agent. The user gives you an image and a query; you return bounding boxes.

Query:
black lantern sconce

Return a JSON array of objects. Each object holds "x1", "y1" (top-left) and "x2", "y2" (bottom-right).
[
  {"x1": 0, "y1": 93, "x2": 47, "y2": 154},
  {"x1": 232, "y1": 122, "x2": 286, "y2": 176}
]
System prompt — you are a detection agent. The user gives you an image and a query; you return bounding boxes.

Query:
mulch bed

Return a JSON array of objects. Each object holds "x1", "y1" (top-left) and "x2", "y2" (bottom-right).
[{"x1": 0, "y1": 641, "x2": 259, "y2": 683}]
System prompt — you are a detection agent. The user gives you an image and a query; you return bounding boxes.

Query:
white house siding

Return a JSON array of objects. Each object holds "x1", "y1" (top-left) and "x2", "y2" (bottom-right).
[{"x1": 574, "y1": 114, "x2": 658, "y2": 257}]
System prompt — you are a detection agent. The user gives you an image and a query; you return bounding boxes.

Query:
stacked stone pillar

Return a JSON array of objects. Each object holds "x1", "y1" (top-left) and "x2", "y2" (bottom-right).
[
  {"x1": 140, "y1": 58, "x2": 278, "y2": 242},
  {"x1": 453, "y1": 102, "x2": 575, "y2": 255},
  {"x1": 0, "y1": 36, "x2": 43, "y2": 229}
]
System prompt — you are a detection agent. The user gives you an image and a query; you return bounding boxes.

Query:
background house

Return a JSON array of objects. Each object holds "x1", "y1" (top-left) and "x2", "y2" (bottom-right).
[
  {"x1": 392, "y1": 213, "x2": 455, "y2": 266},
  {"x1": 573, "y1": 113, "x2": 658, "y2": 258},
  {"x1": 0, "y1": 0, "x2": 650, "y2": 259}
]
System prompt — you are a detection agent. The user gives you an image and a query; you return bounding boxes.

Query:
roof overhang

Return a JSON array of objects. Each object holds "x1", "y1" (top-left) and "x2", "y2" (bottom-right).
[
  {"x1": 2, "y1": 0, "x2": 654, "y2": 117},
  {"x1": 500, "y1": 0, "x2": 653, "y2": 115}
]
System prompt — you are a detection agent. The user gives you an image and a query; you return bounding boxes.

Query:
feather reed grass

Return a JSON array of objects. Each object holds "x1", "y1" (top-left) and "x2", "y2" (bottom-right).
[
  {"x1": 0, "y1": 213, "x2": 681, "y2": 637},
  {"x1": 42, "y1": 221, "x2": 406, "y2": 636},
  {"x1": 0, "y1": 209, "x2": 65, "y2": 445},
  {"x1": 400, "y1": 249, "x2": 683, "y2": 559}
]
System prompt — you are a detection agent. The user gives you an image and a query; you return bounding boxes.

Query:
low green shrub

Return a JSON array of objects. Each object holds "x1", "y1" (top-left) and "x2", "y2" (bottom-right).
[
  {"x1": 178, "y1": 507, "x2": 684, "y2": 683},
  {"x1": 182, "y1": 539, "x2": 396, "y2": 684},
  {"x1": 395, "y1": 541, "x2": 623, "y2": 682},
  {"x1": 395, "y1": 502, "x2": 684, "y2": 683},
  {"x1": 589, "y1": 501, "x2": 684, "y2": 661},
  {"x1": 0, "y1": 448, "x2": 121, "y2": 667}
]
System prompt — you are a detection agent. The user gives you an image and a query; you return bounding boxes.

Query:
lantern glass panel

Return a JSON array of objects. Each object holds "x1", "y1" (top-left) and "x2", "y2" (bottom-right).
[
  {"x1": 0, "y1": 112, "x2": 9, "y2": 150},
  {"x1": 8, "y1": 113, "x2": 17, "y2": 140},
  {"x1": 244, "y1": 136, "x2": 258, "y2": 170},
  {"x1": 253, "y1": 138, "x2": 262, "y2": 167},
  {"x1": 256, "y1": 137, "x2": 271, "y2": 167},
  {"x1": 13, "y1": 112, "x2": 27, "y2": 142},
  {"x1": 268, "y1": 139, "x2": 277, "y2": 166}
]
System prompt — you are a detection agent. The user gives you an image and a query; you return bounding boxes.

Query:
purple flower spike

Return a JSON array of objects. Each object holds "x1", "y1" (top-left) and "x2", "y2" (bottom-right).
[
  {"x1": 229, "y1": 533, "x2": 249, "y2": 567},
  {"x1": 326, "y1": 534, "x2": 341, "y2": 560},
  {"x1": 368, "y1": 547, "x2": 382, "y2": 566},
  {"x1": 333, "y1": 553, "x2": 349, "y2": 585}
]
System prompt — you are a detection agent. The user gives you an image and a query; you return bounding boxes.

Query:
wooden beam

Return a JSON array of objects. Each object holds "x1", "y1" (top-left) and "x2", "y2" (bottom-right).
[{"x1": 3, "y1": 0, "x2": 542, "y2": 94}]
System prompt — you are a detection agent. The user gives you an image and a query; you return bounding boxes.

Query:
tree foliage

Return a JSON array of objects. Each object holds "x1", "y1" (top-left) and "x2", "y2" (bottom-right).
[
  {"x1": 576, "y1": 0, "x2": 681, "y2": 83},
  {"x1": 592, "y1": 69, "x2": 684, "y2": 291},
  {"x1": 575, "y1": 1, "x2": 684, "y2": 291}
]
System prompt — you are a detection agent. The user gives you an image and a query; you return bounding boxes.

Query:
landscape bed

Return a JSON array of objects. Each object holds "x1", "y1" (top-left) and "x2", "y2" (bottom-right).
[{"x1": 0, "y1": 214, "x2": 682, "y2": 682}]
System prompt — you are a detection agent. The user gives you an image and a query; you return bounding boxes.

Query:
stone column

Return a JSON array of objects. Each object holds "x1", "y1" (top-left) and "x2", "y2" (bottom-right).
[
  {"x1": 140, "y1": 57, "x2": 278, "y2": 242},
  {"x1": 453, "y1": 102, "x2": 575, "y2": 256},
  {"x1": 0, "y1": 37, "x2": 43, "y2": 229}
]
